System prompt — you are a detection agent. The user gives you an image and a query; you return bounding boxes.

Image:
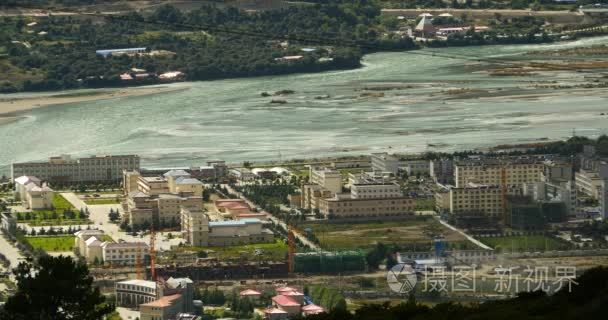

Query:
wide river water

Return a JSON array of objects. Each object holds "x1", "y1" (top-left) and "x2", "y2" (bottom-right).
[{"x1": 1, "y1": 36, "x2": 608, "y2": 173}]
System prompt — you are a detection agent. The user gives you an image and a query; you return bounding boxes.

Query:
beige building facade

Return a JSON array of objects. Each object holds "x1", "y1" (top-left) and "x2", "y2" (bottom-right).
[{"x1": 454, "y1": 161, "x2": 544, "y2": 188}]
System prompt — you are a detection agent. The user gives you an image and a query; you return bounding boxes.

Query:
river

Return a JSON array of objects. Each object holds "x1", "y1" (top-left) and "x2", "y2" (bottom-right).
[{"x1": 1, "y1": 36, "x2": 608, "y2": 173}]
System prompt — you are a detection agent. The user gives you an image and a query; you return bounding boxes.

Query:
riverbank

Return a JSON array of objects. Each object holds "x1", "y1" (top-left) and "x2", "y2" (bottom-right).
[{"x1": 0, "y1": 85, "x2": 190, "y2": 120}]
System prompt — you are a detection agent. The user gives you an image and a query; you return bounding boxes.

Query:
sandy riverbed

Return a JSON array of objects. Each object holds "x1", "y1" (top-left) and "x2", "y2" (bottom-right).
[{"x1": 0, "y1": 85, "x2": 189, "y2": 119}]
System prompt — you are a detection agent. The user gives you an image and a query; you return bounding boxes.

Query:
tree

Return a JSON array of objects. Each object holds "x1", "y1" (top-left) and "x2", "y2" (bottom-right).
[{"x1": 1, "y1": 255, "x2": 114, "y2": 319}]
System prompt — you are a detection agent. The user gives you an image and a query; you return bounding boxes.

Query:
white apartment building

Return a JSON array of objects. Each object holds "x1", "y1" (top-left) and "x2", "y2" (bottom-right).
[
  {"x1": 102, "y1": 242, "x2": 149, "y2": 266},
  {"x1": 181, "y1": 207, "x2": 209, "y2": 246},
  {"x1": 12, "y1": 154, "x2": 139, "y2": 184},
  {"x1": 575, "y1": 169, "x2": 603, "y2": 198},
  {"x1": 351, "y1": 183, "x2": 402, "y2": 199},
  {"x1": 309, "y1": 167, "x2": 342, "y2": 194},
  {"x1": 116, "y1": 279, "x2": 159, "y2": 308},
  {"x1": 14, "y1": 175, "x2": 54, "y2": 210},
  {"x1": 371, "y1": 153, "x2": 402, "y2": 174}
]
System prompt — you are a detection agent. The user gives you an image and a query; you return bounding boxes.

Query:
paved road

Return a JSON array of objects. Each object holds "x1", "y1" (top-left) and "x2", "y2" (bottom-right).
[
  {"x1": 0, "y1": 230, "x2": 26, "y2": 280},
  {"x1": 435, "y1": 216, "x2": 493, "y2": 250},
  {"x1": 222, "y1": 185, "x2": 320, "y2": 251}
]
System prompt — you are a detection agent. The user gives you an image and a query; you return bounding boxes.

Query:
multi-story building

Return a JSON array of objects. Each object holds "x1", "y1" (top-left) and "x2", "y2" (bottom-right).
[
  {"x1": 350, "y1": 182, "x2": 401, "y2": 199},
  {"x1": 430, "y1": 158, "x2": 454, "y2": 184},
  {"x1": 448, "y1": 183, "x2": 521, "y2": 217},
  {"x1": 138, "y1": 176, "x2": 170, "y2": 195},
  {"x1": 12, "y1": 154, "x2": 139, "y2": 184},
  {"x1": 454, "y1": 159, "x2": 544, "y2": 188},
  {"x1": 300, "y1": 184, "x2": 333, "y2": 211},
  {"x1": 14, "y1": 175, "x2": 54, "y2": 210},
  {"x1": 125, "y1": 192, "x2": 203, "y2": 226},
  {"x1": 123, "y1": 170, "x2": 142, "y2": 195},
  {"x1": 230, "y1": 168, "x2": 254, "y2": 182},
  {"x1": 180, "y1": 207, "x2": 209, "y2": 247},
  {"x1": 115, "y1": 280, "x2": 159, "y2": 308},
  {"x1": 318, "y1": 196, "x2": 415, "y2": 218},
  {"x1": 181, "y1": 208, "x2": 273, "y2": 246},
  {"x1": 402, "y1": 160, "x2": 430, "y2": 176},
  {"x1": 371, "y1": 153, "x2": 402, "y2": 174},
  {"x1": 575, "y1": 169, "x2": 603, "y2": 198},
  {"x1": 102, "y1": 242, "x2": 149, "y2": 266},
  {"x1": 140, "y1": 294, "x2": 184, "y2": 320},
  {"x1": 309, "y1": 167, "x2": 342, "y2": 194}
]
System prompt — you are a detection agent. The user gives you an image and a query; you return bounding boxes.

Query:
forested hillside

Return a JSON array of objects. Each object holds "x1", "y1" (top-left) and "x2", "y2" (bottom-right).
[{"x1": 0, "y1": 1, "x2": 417, "y2": 92}]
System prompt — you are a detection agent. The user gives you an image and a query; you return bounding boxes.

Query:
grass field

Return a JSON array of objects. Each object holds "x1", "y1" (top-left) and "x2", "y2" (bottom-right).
[
  {"x1": 25, "y1": 236, "x2": 75, "y2": 252},
  {"x1": 479, "y1": 235, "x2": 572, "y2": 252},
  {"x1": 300, "y1": 218, "x2": 474, "y2": 250},
  {"x1": 84, "y1": 198, "x2": 121, "y2": 205},
  {"x1": 180, "y1": 239, "x2": 288, "y2": 261},
  {"x1": 16, "y1": 194, "x2": 91, "y2": 225}
]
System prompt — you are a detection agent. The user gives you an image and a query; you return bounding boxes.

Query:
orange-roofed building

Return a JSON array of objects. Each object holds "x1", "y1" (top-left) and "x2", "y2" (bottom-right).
[
  {"x1": 139, "y1": 294, "x2": 183, "y2": 320},
  {"x1": 239, "y1": 289, "x2": 262, "y2": 301},
  {"x1": 283, "y1": 290, "x2": 305, "y2": 304},
  {"x1": 302, "y1": 304, "x2": 325, "y2": 316},
  {"x1": 275, "y1": 286, "x2": 298, "y2": 294},
  {"x1": 271, "y1": 295, "x2": 301, "y2": 315},
  {"x1": 214, "y1": 199, "x2": 252, "y2": 217}
]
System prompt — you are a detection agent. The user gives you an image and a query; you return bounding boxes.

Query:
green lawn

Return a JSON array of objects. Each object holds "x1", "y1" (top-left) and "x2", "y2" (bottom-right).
[
  {"x1": 15, "y1": 194, "x2": 91, "y2": 225},
  {"x1": 84, "y1": 198, "x2": 121, "y2": 205},
  {"x1": 479, "y1": 235, "x2": 572, "y2": 252},
  {"x1": 25, "y1": 236, "x2": 75, "y2": 252},
  {"x1": 299, "y1": 218, "x2": 472, "y2": 250},
  {"x1": 179, "y1": 239, "x2": 288, "y2": 261}
]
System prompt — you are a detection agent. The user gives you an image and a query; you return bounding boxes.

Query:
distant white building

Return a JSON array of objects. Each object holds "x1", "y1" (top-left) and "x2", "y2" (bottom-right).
[{"x1": 14, "y1": 175, "x2": 54, "y2": 210}]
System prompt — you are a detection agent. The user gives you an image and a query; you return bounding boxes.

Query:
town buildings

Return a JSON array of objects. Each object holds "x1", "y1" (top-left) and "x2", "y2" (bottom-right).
[
  {"x1": 309, "y1": 167, "x2": 342, "y2": 194},
  {"x1": 299, "y1": 169, "x2": 416, "y2": 218},
  {"x1": 264, "y1": 286, "x2": 325, "y2": 319},
  {"x1": 74, "y1": 229, "x2": 149, "y2": 265},
  {"x1": 454, "y1": 158, "x2": 544, "y2": 187},
  {"x1": 122, "y1": 170, "x2": 204, "y2": 227},
  {"x1": 181, "y1": 207, "x2": 273, "y2": 246},
  {"x1": 116, "y1": 276, "x2": 195, "y2": 320},
  {"x1": 14, "y1": 175, "x2": 54, "y2": 210},
  {"x1": 12, "y1": 154, "x2": 139, "y2": 184}
]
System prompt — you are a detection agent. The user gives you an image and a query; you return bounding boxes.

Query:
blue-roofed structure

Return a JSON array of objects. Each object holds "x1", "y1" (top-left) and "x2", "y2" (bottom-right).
[
  {"x1": 96, "y1": 47, "x2": 147, "y2": 57},
  {"x1": 209, "y1": 218, "x2": 262, "y2": 227}
]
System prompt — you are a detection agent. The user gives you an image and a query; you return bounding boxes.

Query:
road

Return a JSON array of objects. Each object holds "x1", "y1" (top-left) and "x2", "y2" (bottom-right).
[
  {"x1": 434, "y1": 216, "x2": 493, "y2": 250},
  {"x1": 221, "y1": 185, "x2": 321, "y2": 251},
  {"x1": 0, "y1": 230, "x2": 26, "y2": 280}
]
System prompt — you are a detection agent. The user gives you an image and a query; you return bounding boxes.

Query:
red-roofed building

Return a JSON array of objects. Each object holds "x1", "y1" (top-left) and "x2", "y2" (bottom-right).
[
  {"x1": 240, "y1": 289, "x2": 262, "y2": 301},
  {"x1": 271, "y1": 295, "x2": 301, "y2": 315},
  {"x1": 275, "y1": 286, "x2": 298, "y2": 294},
  {"x1": 139, "y1": 294, "x2": 183, "y2": 320},
  {"x1": 215, "y1": 199, "x2": 253, "y2": 217},
  {"x1": 283, "y1": 290, "x2": 305, "y2": 304},
  {"x1": 302, "y1": 304, "x2": 325, "y2": 316},
  {"x1": 264, "y1": 307, "x2": 288, "y2": 320}
]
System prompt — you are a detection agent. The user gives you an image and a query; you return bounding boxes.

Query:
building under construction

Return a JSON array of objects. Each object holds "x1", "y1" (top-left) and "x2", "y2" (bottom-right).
[
  {"x1": 154, "y1": 260, "x2": 288, "y2": 281},
  {"x1": 294, "y1": 251, "x2": 366, "y2": 274}
]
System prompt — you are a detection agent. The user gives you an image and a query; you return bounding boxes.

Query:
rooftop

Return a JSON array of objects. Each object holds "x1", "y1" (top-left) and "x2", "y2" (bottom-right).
[
  {"x1": 209, "y1": 218, "x2": 261, "y2": 227},
  {"x1": 272, "y1": 295, "x2": 300, "y2": 307},
  {"x1": 240, "y1": 289, "x2": 262, "y2": 296},
  {"x1": 117, "y1": 279, "x2": 157, "y2": 289},
  {"x1": 140, "y1": 294, "x2": 181, "y2": 308},
  {"x1": 164, "y1": 169, "x2": 190, "y2": 178}
]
